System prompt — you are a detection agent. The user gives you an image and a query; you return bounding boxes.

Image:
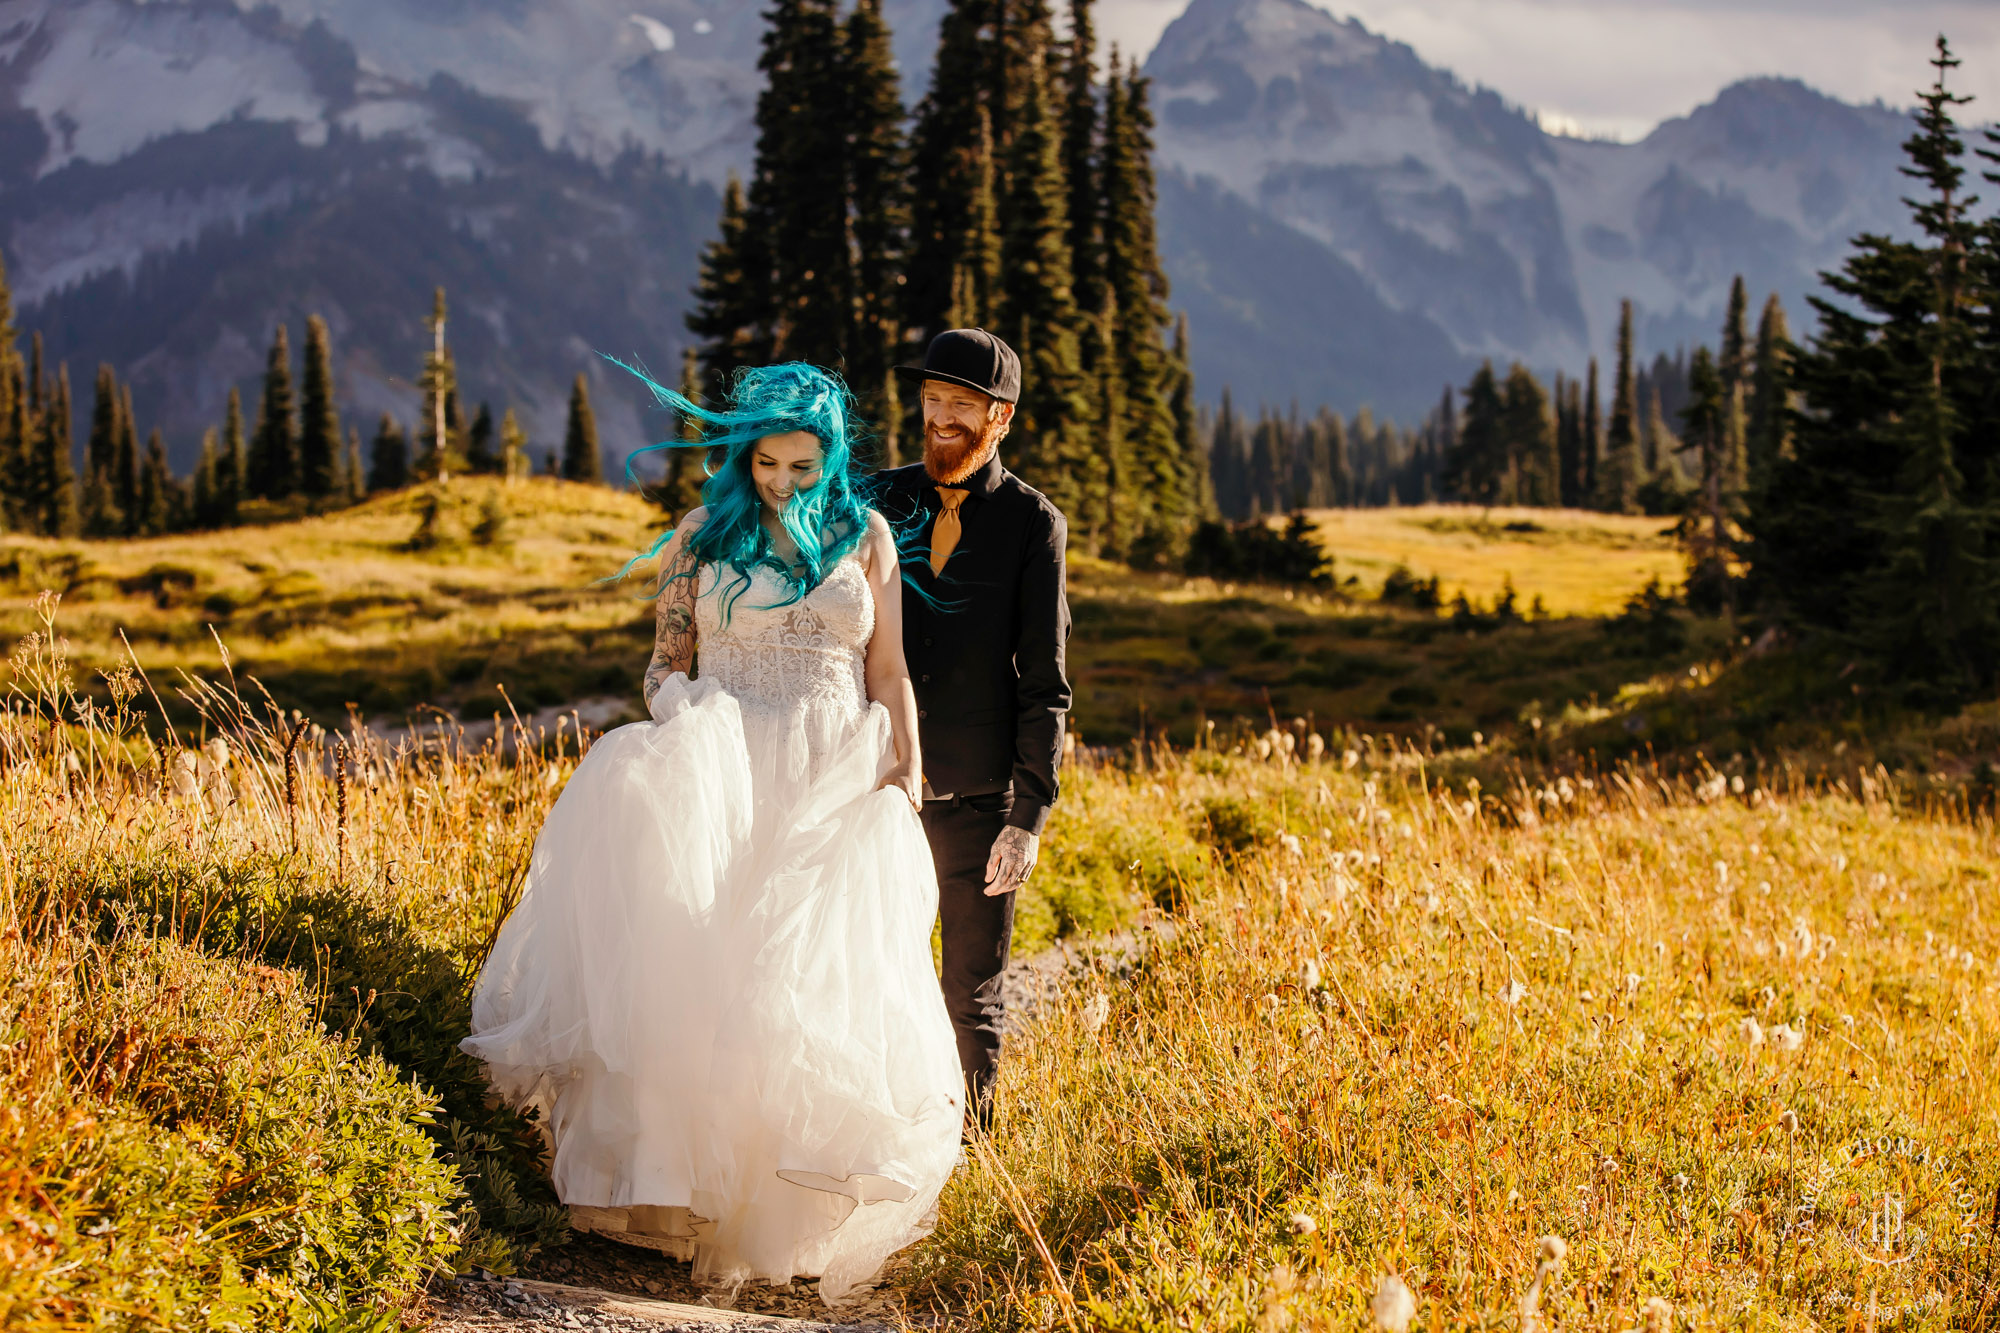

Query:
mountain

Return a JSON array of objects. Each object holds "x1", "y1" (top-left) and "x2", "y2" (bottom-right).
[
  {"x1": 0, "y1": 0, "x2": 1929, "y2": 467},
  {"x1": 1145, "y1": 0, "x2": 1917, "y2": 419}
]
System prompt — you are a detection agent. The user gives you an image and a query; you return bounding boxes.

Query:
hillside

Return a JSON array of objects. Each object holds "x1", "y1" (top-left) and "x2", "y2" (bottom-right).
[{"x1": 0, "y1": 485, "x2": 1728, "y2": 753}]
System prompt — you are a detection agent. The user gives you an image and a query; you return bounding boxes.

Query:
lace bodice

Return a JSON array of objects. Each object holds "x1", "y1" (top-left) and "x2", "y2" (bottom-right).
[{"x1": 695, "y1": 556, "x2": 872, "y2": 720}]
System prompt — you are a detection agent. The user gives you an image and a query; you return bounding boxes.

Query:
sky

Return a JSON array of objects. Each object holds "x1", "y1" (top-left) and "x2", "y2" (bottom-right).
[{"x1": 1097, "y1": 0, "x2": 2000, "y2": 142}]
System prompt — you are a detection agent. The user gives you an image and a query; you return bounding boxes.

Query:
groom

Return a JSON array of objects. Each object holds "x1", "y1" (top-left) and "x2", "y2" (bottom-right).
[{"x1": 885, "y1": 328, "x2": 1072, "y2": 1136}]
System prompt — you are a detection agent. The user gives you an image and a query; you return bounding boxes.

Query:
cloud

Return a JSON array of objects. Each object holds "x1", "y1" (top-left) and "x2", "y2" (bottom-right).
[{"x1": 1103, "y1": 0, "x2": 2000, "y2": 140}]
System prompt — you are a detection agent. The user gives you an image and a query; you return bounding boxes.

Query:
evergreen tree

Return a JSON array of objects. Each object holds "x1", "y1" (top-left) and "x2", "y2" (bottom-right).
[
  {"x1": 32, "y1": 365, "x2": 77, "y2": 537},
  {"x1": 759, "y1": 0, "x2": 851, "y2": 366},
  {"x1": 1745, "y1": 293, "x2": 1793, "y2": 497},
  {"x1": 1678, "y1": 345, "x2": 1732, "y2": 607},
  {"x1": 345, "y1": 427, "x2": 366, "y2": 503},
  {"x1": 369, "y1": 415, "x2": 410, "y2": 492},
  {"x1": 250, "y1": 324, "x2": 299, "y2": 499},
  {"x1": 115, "y1": 386, "x2": 139, "y2": 533},
  {"x1": 0, "y1": 256, "x2": 19, "y2": 530},
  {"x1": 1444, "y1": 362, "x2": 1505, "y2": 503},
  {"x1": 417, "y1": 289, "x2": 465, "y2": 481},
  {"x1": 1169, "y1": 312, "x2": 1210, "y2": 518},
  {"x1": 137, "y1": 428, "x2": 172, "y2": 536},
  {"x1": 219, "y1": 387, "x2": 247, "y2": 524},
  {"x1": 996, "y1": 33, "x2": 1092, "y2": 525},
  {"x1": 1, "y1": 367, "x2": 26, "y2": 534},
  {"x1": 658, "y1": 348, "x2": 708, "y2": 515},
  {"x1": 1581, "y1": 357, "x2": 1602, "y2": 503},
  {"x1": 298, "y1": 314, "x2": 341, "y2": 498},
  {"x1": 1209, "y1": 387, "x2": 1246, "y2": 519},
  {"x1": 686, "y1": 176, "x2": 775, "y2": 386},
  {"x1": 1103, "y1": 57, "x2": 1185, "y2": 547},
  {"x1": 906, "y1": 0, "x2": 998, "y2": 348},
  {"x1": 466, "y1": 402, "x2": 497, "y2": 474},
  {"x1": 1598, "y1": 301, "x2": 1640, "y2": 512},
  {"x1": 563, "y1": 373, "x2": 602, "y2": 484},
  {"x1": 500, "y1": 409, "x2": 529, "y2": 483},
  {"x1": 844, "y1": 0, "x2": 910, "y2": 464},
  {"x1": 192, "y1": 429, "x2": 220, "y2": 527},
  {"x1": 1719, "y1": 275, "x2": 1751, "y2": 498},
  {"x1": 1060, "y1": 0, "x2": 1102, "y2": 323},
  {"x1": 1500, "y1": 363, "x2": 1557, "y2": 505},
  {"x1": 1853, "y1": 37, "x2": 1990, "y2": 694},
  {"x1": 82, "y1": 365, "x2": 124, "y2": 536}
]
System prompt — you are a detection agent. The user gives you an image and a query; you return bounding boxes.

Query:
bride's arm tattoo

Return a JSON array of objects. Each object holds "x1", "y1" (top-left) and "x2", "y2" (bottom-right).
[{"x1": 644, "y1": 541, "x2": 700, "y2": 707}]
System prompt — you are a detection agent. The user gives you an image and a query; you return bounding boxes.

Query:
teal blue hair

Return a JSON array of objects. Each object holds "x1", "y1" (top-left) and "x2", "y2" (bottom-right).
[{"x1": 610, "y1": 359, "x2": 876, "y2": 617}]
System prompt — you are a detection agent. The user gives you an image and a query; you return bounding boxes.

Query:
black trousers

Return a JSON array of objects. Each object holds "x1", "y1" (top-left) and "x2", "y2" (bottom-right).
[{"x1": 921, "y1": 791, "x2": 1015, "y2": 1132}]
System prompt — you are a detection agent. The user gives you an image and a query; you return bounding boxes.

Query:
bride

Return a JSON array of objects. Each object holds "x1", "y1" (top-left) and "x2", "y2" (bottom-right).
[{"x1": 461, "y1": 363, "x2": 963, "y2": 1303}]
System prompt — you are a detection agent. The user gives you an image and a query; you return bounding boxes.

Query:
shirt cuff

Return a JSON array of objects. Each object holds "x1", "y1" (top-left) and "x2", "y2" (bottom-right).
[{"x1": 1005, "y1": 798, "x2": 1052, "y2": 836}]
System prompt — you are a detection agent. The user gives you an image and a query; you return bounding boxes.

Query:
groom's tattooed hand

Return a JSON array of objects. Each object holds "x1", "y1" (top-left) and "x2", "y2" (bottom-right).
[
  {"x1": 645, "y1": 540, "x2": 701, "y2": 707},
  {"x1": 984, "y1": 825, "x2": 1039, "y2": 896}
]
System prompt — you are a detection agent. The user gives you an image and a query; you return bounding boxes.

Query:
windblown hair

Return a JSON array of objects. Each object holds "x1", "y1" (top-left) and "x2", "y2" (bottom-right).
[{"x1": 612, "y1": 359, "x2": 875, "y2": 617}]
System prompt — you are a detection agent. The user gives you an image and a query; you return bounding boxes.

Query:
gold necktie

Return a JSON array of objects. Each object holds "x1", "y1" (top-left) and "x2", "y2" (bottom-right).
[{"x1": 929, "y1": 487, "x2": 968, "y2": 576}]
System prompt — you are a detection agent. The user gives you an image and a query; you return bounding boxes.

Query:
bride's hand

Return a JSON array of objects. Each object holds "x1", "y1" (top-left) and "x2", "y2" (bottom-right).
[{"x1": 879, "y1": 758, "x2": 922, "y2": 811}]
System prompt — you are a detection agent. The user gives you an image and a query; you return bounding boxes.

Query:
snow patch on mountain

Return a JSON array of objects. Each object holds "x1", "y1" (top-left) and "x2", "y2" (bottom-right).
[{"x1": 10, "y1": 182, "x2": 298, "y2": 305}]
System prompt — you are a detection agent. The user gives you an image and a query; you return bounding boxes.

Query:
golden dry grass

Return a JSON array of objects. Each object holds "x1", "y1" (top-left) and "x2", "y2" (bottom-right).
[{"x1": 1304, "y1": 506, "x2": 1685, "y2": 616}]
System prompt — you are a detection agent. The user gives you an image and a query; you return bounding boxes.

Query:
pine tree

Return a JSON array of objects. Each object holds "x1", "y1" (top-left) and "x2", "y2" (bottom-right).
[
  {"x1": 0, "y1": 256, "x2": 19, "y2": 531},
  {"x1": 250, "y1": 324, "x2": 298, "y2": 500},
  {"x1": 1060, "y1": 0, "x2": 1102, "y2": 324},
  {"x1": 563, "y1": 373, "x2": 602, "y2": 484},
  {"x1": 996, "y1": 33, "x2": 1092, "y2": 525},
  {"x1": 1209, "y1": 387, "x2": 1246, "y2": 519},
  {"x1": 1745, "y1": 293, "x2": 1793, "y2": 499},
  {"x1": 1852, "y1": 37, "x2": 1990, "y2": 695},
  {"x1": 1169, "y1": 312, "x2": 1210, "y2": 518},
  {"x1": 1444, "y1": 362, "x2": 1505, "y2": 504},
  {"x1": 844, "y1": 0, "x2": 910, "y2": 464},
  {"x1": 761, "y1": 0, "x2": 851, "y2": 366},
  {"x1": 500, "y1": 409, "x2": 528, "y2": 483},
  {"x1": 192, "y1": 429, "x2": 220, "y2": 527},
  {"x1": 345, "y1": 427, "x2": 365, "y2": 503},
  {"x1": 657, "y1": 348, "x2": 707, "y2": 516},
  {"x1": 1598, "y1": 302, "x2": 1640, "y2": 512},
  {"x1": 137, "y1": 429, "x2": 172, "y2": 536},
  {"x1": 33, "y1": 365, "x2": 77, "y2": 537},
  {"x1": 686, "y1": 176, "x2": 775, "y2": 386},
  {"x1": 369, "y1": 415, "x2": 410, "y2": 492},
  {"x1": 1678, "y1": 344, "x2": 1731, "y2": 608},
  {"x1": 1103, "y1": 56, "x2": 1185, "y2": 547},
  {"x1": 417, "y1": 290, "x2": 465, "y2": 482},
  {"x1": 82, "y1": 365, "x2": 124, "y2": 536},
  {"x1": 1581, "y1": 357, "x2": 1602, "y2": 504},
  {"x1": 115, "y1": 386, "x2": 139, "y2": 534},
  {"x1": 219, "y1": 387, "x2": 247, "y2": 524},
  {"x1": 1719, "y1": 275, "x2": 1751, "y2": 499},
  {"x1": 907, "y1": 0, "x2": 998, "y2": 347},
  {"x1": 465, "y1": 402, "x2": 497, "y2": 474},
  {"x1": 298, "y1": 314, "x2": 340, "y2": 498},
  {"x1": 1500, "y1": 364, "x2": 1557, "y2": 505}
]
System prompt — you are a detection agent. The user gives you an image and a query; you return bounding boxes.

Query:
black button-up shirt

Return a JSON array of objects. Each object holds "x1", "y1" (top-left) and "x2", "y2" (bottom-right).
[{"x1": 878, "y1": 452, "x2": 1072, "y2": 835}]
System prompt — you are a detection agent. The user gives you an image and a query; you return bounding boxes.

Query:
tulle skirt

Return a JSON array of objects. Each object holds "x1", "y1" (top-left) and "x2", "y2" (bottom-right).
[{"x1": 461, "y1": 674, "x2": 963, "y2": 1302}]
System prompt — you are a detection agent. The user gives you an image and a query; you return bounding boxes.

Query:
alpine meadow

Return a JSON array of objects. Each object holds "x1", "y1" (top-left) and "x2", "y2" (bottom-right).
[{"x1": 4, "y1": 3, "x2": 2000, "y2": 1332}]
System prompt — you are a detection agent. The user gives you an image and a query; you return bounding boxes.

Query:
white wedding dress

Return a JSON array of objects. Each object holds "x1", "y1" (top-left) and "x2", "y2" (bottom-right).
[{"x1": 461, "y1": 553, "x2": 963, "y2": 1302}]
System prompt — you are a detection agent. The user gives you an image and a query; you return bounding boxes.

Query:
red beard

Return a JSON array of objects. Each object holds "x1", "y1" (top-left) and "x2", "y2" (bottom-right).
[{"x1": 923, "y1": 416, "x2": 1004, "y2": 484}]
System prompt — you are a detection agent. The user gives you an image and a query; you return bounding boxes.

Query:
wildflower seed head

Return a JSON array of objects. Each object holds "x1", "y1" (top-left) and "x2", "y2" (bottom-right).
[
  {"x1": 1503, "y1": 980, "x2": 1528, "y2": 1006},
  {"x1": 1740, "y1": 1016, "x2": 1765, "y2": 1045},
  {"x1": 1369, "y1": 1274, "x2": 1416, "y2": 1333},
  {"x1": 1287, "y1": 1212, "x2": 1317, "y2": 1236},
  {"x1": 1538, "y1": 1235, "x2": 1567, "y2": 1266},
  {"x1": 1280, "y1": 833, "x2": 1303, "y2": 857},
  {"x1": 1770, "y1": 1022, "x2": 1804, "y2": 1052},
  {"x1": 1300, "y1": 958, "x2": 1322, "y2": 991},
  {"x1": 1672, "y1": 1173, "x2": 1689, "y2": 1191},
  {"x1": 1082, "y1": 993, "x2": 1110, "y2": 1032},
  {"x1": 1641, "y1": 1296, "x2": 1673, "y2": 1332},
  {"x1": 1778, "y1": 1109, "x2": 1798, "y2": 1134}
]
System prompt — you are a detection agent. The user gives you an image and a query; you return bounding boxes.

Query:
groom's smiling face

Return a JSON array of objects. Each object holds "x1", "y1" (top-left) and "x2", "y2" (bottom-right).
[{"x1": 920, "y1": 379, "x2": 1014, "y2": 485}]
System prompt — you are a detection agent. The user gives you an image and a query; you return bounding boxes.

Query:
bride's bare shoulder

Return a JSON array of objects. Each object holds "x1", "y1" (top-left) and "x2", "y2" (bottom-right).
[{"x1": 858, "y1": 509, "x2": 896, "y2": 571}]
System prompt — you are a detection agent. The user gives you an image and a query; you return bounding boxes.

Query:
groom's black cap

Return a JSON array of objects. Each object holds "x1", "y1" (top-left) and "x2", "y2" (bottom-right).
[{"x1": 894, "y1": 328, "x2": 1021, "y2": 404}]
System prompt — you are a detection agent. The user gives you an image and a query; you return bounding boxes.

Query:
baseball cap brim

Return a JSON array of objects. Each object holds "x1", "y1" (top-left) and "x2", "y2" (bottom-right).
[{"x1": 893, "y1": 363, "x2": 1019, "y2": 404}]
